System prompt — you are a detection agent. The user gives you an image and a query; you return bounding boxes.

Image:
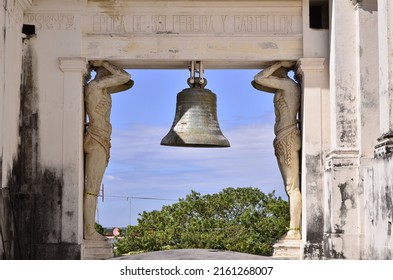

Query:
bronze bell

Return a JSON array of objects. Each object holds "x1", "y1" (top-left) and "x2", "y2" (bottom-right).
[{"x1": 160, "y1": 77, "x2": 230, "y2": 148}]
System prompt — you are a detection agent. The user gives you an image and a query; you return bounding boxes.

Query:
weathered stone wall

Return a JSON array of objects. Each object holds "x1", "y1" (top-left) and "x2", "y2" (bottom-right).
[
  {"x1": 363, "y1": 155, "x2": 393, "y2": 259},
  {"x1": 362, "y1": 0, "x2": 393, "y2": 259},
  {"x1": 311, "y1": 0, "x2": 393, "y2": 260},
  {"x1": 0, "y1": 0, "x2": 28, "y2": 260},
  {"x1": 0, "y1": 0, "x2": 84, "y2": 259}
]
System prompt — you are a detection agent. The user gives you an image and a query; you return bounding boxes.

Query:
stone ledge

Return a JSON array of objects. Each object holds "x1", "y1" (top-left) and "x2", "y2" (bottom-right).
[
  {"x1": 82, "y1": 239, "x2": 113, "y2": 260},
  {"x1": 273, "y1": 239, "x2": 302, "y2": 260},
  {"x1": 374, "y1": 132, "x2": 393, "y2": 159}
]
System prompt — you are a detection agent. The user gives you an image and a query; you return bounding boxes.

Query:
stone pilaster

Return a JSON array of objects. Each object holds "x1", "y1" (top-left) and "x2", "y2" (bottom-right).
[
  {"x1": 59, "y1": 57, "x2": 88, "y2": 245},
  {"x1": 354, "y1": 0, "x2": 379, "y2": 258},
  {"x1": 364, "y1": 0, "x2": 393, "y2": 259},
  {"x1": 377, "y1": 0, "x2": 393, "y2": 144},
  {"x1": 296, "y1": 57, "x2": 327, "y2": 259},
  {"x1": 355, "y1": 0, "x2": 379, "y2": 158},
  {"x1": 324, "y1": 0, "x2": 363, "y2": 259}
]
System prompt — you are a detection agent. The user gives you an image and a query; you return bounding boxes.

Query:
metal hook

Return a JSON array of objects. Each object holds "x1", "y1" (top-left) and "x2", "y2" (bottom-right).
[{"x1": 189, "y1": 61, "x2": 195, "y2": 85}]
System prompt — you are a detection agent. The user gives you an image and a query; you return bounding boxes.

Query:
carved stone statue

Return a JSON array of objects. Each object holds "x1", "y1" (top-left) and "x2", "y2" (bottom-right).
[
  {"x1": 253, "y1": 61, "x2": 302, "y2": 240},
  {"x1": 83, "y1": 61, "x2": 133, "y2": 240}
]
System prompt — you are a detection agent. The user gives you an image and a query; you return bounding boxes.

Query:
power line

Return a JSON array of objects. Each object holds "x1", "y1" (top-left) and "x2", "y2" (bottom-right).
[{"x1": 98, "y1": 194, "x2": 178, "y2": 202}]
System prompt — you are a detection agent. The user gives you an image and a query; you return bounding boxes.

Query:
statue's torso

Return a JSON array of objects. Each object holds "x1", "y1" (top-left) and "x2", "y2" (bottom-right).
[
  {"x1": 85, "y1": 84, "x2": 112, "y2": 138},
  {"x1": 273, "y1": 83, "x2": 300, "y2": 136}
]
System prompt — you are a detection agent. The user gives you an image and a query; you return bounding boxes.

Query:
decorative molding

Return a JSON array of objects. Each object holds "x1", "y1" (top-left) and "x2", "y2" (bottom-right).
[
  {"x1": 59, "y1": 57, "x2": 88, "y2": 73},
  {"x1": 296, "y1": 58, "x2": 325, "y2": 71},
  {"x1": 325, "y1": 149, "x2": 360, "y2": 171},
  {"x1": 374, "y1": 131, "x2": 393, "y2": 159},
  {"x1": 295, "y1": 58, "x2": 325, "y2": 79}
]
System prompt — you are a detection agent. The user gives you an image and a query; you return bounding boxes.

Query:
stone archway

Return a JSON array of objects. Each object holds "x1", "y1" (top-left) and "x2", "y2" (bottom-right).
[{"x1": 1, "y1": 0, "x2": 329, "y2": 260}]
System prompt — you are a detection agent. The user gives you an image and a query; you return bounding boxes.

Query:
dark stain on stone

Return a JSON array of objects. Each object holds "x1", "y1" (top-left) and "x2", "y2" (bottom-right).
[
  {"x1": 334, "y1": 224, "x2": 344, "y2": 234},
  {"x1": 338, "y1": 182, "x2": 356, "y2": 230},
  {"x1": 307, "y1": 209, "x2": 324, "y2": 243},
  {"x1": 303, "y1": 242, "x2": 324, "y2": 260},
  {"x1": 1, "y1": 35, "x2": 80, "y2": 259},
  {"x1": 383, "y1": 250, "x2": 392, "y2": 259},
  {"x1": 322, "y1": 234, "x2": 346, "y2": 259},
  {"x1": 66, "y1": 211, "x2": 74, "y2": 218},
  {"x1": 385, "y1": 185, "x2": 392, "y2": 219},
  {"x1": 304, "y1": 154, "x2": 324, "y2": 244},
  {"x1": 333, "y1": 162, "x2": 354, "y2": 168},
  {"x1": 329, "y1": 248, "x2": 345, "y2": 259},
  {"x1": 0, "y1": 153, "x2": 2, "y2": 188},
  {"x1": 305, "y1": 153, "x2": 321, "y2": 192},
  {"x1": 305, "y1": 154, "x2": 321, "y2": 175},
  {"x1": 0, "y1": 187, "x2": 18, "y2": 259}
]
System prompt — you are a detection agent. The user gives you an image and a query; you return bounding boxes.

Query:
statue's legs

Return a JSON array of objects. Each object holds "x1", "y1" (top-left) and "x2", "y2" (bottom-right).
[
  {"x1": 285, "y1": 180, "x2": 302, "y2": 240},
  {"x1": 84, "y1": 136, "x2": 108, "y2": 240},
  {"x1": 276, "y1": 134, "x2": 302, "y2": 240}
]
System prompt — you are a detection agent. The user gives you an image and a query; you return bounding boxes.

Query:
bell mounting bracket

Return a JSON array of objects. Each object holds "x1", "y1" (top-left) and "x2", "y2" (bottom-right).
[{"x1": 188, "y1": 61, "x2": 207, "y2": 88}]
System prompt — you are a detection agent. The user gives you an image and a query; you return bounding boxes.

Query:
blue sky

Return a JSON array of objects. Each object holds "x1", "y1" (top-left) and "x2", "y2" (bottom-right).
[{"x1": 97, "y1": 69, "x2": 284, "y2": 227}]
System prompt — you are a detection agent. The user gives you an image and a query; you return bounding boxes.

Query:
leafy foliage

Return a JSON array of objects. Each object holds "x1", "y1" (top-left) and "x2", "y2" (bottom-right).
[
  {"x1": 115, "y1": 187, "x2": 289, "y2": 256},
  {"x1": 95, "y1": 222, "x2": 104, "y2": 235}
]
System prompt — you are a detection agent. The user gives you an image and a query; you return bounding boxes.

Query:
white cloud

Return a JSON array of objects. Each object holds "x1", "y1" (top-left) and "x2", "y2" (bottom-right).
[
  {"x1": 99, "y1": 120, "x2": 285, "y2": 227},
  {"x1": 104, "y1": 121, "x2": 283, "y2": 198}
]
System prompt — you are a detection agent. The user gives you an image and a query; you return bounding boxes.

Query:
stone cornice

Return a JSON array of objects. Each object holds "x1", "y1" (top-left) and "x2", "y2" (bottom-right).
[
  {"x1": 325, "y1": 149, "x2": 360, "y2": 170},
  {"x1": 295, "y1": 58, "x2": 325, "y2": 79},
  {"x1": 59, "y1": 57, "x2": 88, "y2": 73}
]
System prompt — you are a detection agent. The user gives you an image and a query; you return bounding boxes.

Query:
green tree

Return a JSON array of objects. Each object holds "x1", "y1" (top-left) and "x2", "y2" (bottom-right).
[
  {"x1": 115, "y1": 187, "x2": 289, "y2": 256},
  {"x1": 95, "y1": 222, "x2": 104, "y2": 235}
]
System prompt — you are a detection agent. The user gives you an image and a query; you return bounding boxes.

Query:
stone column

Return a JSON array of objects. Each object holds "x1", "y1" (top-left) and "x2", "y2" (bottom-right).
[
  {"x1": 365, "y1": 0, "x2": 393, "y2": 259},
  {"x1": 354, "y1": 0, "x2": 379, "y2": 258},
  {"x1": 58, "y1": 57, "x2": 88, "y2": 245},
  {"x1": 355, "y1": 0, "x2": 379, "y2": 158},
  {"x1": 324, "y1": 0, "x2": 361, "y2": 259},
  {"x1": 295, "y1": 58, "x2": 327, "y2": 259},
  {"x1": 376, "y1": 0, "x2": 393, "y2": 151}
]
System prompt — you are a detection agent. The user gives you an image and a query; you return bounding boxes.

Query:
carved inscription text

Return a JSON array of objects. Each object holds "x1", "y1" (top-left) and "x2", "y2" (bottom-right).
[
  {"x1": 90, "y1": 14, "x2": 300, "y2": 35},
  {"x1": 25, "y1": 13, "x2": 76, "y2": 30}
]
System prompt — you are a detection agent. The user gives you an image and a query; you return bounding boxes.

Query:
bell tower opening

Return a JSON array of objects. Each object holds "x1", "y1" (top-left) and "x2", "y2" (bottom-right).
[{"x1": 96, "y1": 69, "x2": 283, "y2": 228}]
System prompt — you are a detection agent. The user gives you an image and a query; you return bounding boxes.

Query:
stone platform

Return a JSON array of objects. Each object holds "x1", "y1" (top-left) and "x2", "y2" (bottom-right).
[
  {"x1": 82, "y1": 239, "x2": 113, "y2": 260},
  {"x1": 272, "y1": 239, "x2": 302, "y2": 260}
]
